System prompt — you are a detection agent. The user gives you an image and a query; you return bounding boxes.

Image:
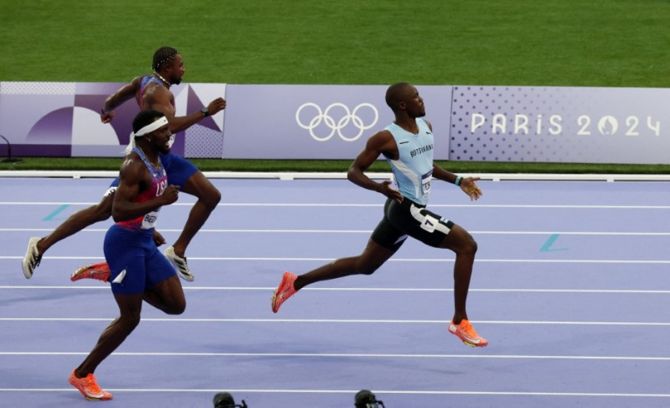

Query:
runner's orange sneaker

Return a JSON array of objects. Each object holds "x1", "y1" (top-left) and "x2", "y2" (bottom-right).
[
  {"x1": 448, "y1": 319, "x2": 488, "y2": 347},
  {"x1": 68, "y1": 370, "x2": 112, "y2": 400},
  {"x1": 70, "y1": 262, "x2": 110, "y2": 282},
  {"x1": 271, "y1": 272, "x2": 298, "y2": 313}
]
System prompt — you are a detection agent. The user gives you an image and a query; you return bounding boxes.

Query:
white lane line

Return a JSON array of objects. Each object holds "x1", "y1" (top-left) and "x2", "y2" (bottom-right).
[
  {"x1": 1, "y1": 388, "x2": 670, "y2": 398},
  {"x1": 2, "y1": 201, "x2": 670, "y2": 209},
  {"x1": 2, "y1": 227, "x2": 670, "y2": 236},
  {"x1": 1, "y1": 318, "x2": 669, "y2": 326},
  {"x1": 2, "y1": 286, "x2": 670, "y2": 294},
  {"x1": 2, "y1": 256, "x2": 670, "y2": 264},
  {"x1": 1, "y1": 351, "x2": 670, "y2": 361}
]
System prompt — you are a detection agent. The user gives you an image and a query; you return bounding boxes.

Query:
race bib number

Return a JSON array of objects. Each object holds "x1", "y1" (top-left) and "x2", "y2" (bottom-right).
[
  {"x1": 141, "y1": 210, "x2": 159, "y2": 229},
  {"x1": 421, "y1": 171, "x2": 432, "y2": 195},
  {"x1": 419, "y1": 212, "x2": 439, "y2": 233}
]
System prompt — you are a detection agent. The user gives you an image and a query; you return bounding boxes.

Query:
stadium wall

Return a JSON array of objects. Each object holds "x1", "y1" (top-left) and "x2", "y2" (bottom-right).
[{"x1": 0, "y1": 82, "x2": 668, "y2": 164}]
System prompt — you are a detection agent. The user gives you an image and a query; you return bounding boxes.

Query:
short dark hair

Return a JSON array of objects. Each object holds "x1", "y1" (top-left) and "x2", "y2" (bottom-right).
[
  {"x1": 385, "y1": 82, "x2": 411, "y2": 111},
  {"x1": 132, "y1": 110, "x2": 165, "y2": 133},
  {"x1": 152, "y1": 46, "x2": 179, "y2": 71}
]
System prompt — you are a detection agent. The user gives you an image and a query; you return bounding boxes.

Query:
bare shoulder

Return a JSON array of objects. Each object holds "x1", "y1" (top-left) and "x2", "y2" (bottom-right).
[
  {"x1": 142, "y1": 84, "x2": 173, "y2": 113},
  {"x1": 366, "y1": 129, "x2": 397, "y2": 159},
  {"x1": 119, "y1": 154, "x2": 145, "y2": 181},
  {"x1": 367, "y1": 129, "x2": 394, "y2": 148},
  {"x1": 118, "y1": 76, "x2": 143, "y2": 94},
  {"x1": 143, "y1": 81, "x2": 168, "y2": 98}
]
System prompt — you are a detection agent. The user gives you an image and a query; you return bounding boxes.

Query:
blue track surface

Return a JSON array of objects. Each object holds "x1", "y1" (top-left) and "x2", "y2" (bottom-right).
[{"x1": 1, "y1": 177, "x2": 670, "y2": 408}]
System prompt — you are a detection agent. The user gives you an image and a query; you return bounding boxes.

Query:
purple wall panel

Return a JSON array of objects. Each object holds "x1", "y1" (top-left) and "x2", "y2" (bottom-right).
[{"x1": 1, "y1": 82, "x2": 668, "y2": 163}]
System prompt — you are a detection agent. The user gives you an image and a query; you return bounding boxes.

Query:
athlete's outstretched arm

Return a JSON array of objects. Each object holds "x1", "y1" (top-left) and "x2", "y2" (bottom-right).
[
  {"x1": 432, "y1": 164, "x2": 482, "y2": 201},
  {"x1": 347, "y1": 130, "x2": 403, "y2": 202},
  {"x1": 431, "y1": 164, "x2": 460, "y2": 185},
  {"x1": 148, "y1": 86, "x2": 226, "y2": 133},
  {"x1": 418, "y1": 120, "x2": 481, "y2": 200},
  {"x1": 100, "y1": 77, "x2": 142, "y2": 123}
]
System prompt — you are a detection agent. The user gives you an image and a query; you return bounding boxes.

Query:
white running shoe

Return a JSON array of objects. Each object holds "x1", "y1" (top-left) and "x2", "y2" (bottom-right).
[
  {"x1": 164, "y1": 246, "x2": 194, "y2": 281},
  {"x1": 22, "y1": 237, "x2": 42, "y2": 279}
]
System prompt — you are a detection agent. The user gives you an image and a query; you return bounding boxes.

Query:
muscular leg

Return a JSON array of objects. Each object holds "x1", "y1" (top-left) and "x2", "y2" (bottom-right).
[
  {"x1": 142, "y1": 275, "x2": 186, "y2": 315},
  {"x1": 294, "y1": 239, "x2": 397, "y2": 290},
  {"x1": 71, "y1": 175, "x2": 216, "y2": 282},
  {"x1": 434, "y1": 224, "x2": 478, "y2": 324},
  {"x1": 173, "y1": 171, "x2": 220, "y2": 257},
  {"x1": 37, "y1": 193, "x2": 114, "y2": 255},
  {"x1": 74, "y1": 292, "x2": 142, "y2": 376}
]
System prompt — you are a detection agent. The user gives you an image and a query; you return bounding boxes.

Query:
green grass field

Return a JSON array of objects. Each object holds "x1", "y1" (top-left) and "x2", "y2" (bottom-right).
[
  {"x1": 1, "y1": 0, "x2": 669, "y2": 172},
  {"x1": 3, "y1": 158, "x2": 670, "y2": 174}
]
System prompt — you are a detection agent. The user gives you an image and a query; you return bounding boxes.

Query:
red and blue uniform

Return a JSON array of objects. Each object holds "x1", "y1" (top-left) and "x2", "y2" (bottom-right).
[{"x1": 103, "y1": 147, "x2": 176, "y2": 294}]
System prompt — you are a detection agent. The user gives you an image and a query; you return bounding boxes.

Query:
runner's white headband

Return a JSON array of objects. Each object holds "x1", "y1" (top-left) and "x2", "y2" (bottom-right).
[{"x1": 133, "y1": 116, "x2": 169, "y2": 138}]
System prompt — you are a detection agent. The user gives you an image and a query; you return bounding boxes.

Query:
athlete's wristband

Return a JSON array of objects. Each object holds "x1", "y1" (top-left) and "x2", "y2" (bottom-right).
[{"x1": 454, "y1": 176, "x2": 463, "y2": 186}]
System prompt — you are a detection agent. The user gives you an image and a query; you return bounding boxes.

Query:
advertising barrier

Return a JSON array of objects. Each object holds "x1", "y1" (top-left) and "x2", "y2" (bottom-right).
[
  {"x1": 0, "y1": 82, "x2": 668, "y2": 163},
  {"x1": 0, "y1": 81, "x2": 226, "y2": 158},
  {"x1": 450, "y1": 86, "x2": 669, "y2": 163},
  {"x1": 222, "y1": 84, "x2": 452, "y2": 159}
]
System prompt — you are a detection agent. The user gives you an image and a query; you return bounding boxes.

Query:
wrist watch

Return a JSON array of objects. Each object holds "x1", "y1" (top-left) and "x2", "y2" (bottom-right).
[{"x1": 200, "y1": 108, "x2": 209, "y2": 117}]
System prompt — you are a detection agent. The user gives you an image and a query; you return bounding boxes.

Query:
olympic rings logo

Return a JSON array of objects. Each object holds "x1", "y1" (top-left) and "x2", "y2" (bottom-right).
[{"x1": 295, "y1": 102, "x2": 379, "y2": 142}]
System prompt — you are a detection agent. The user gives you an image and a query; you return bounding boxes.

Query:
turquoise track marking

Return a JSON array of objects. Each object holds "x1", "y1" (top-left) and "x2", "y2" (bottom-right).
[
  {"x1": 540, "y1": 234, "x2": 567, "y2": 252},
  {"x1": 42, "y1": 204, "x2": 69, "y2": 221}
]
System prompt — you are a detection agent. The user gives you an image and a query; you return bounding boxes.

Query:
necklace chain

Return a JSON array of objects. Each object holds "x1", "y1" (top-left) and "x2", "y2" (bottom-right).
[
  {"x1": 154, "y1": 72, "x2": 170, "y2": 87},
  {"x1": 136, "y1": 146, "x2": 163, "y2": 178}
]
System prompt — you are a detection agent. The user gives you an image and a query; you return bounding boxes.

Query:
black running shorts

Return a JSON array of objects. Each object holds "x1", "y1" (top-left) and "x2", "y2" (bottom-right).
[{"x1": 371, "y1": 198, "x2": 455, "y2": 251}]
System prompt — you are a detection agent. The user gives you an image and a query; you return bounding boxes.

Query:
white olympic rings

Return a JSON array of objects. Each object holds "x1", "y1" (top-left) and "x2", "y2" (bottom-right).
[{"x1": 295, "y1": 102, "x2": 379, "y2": 142}]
